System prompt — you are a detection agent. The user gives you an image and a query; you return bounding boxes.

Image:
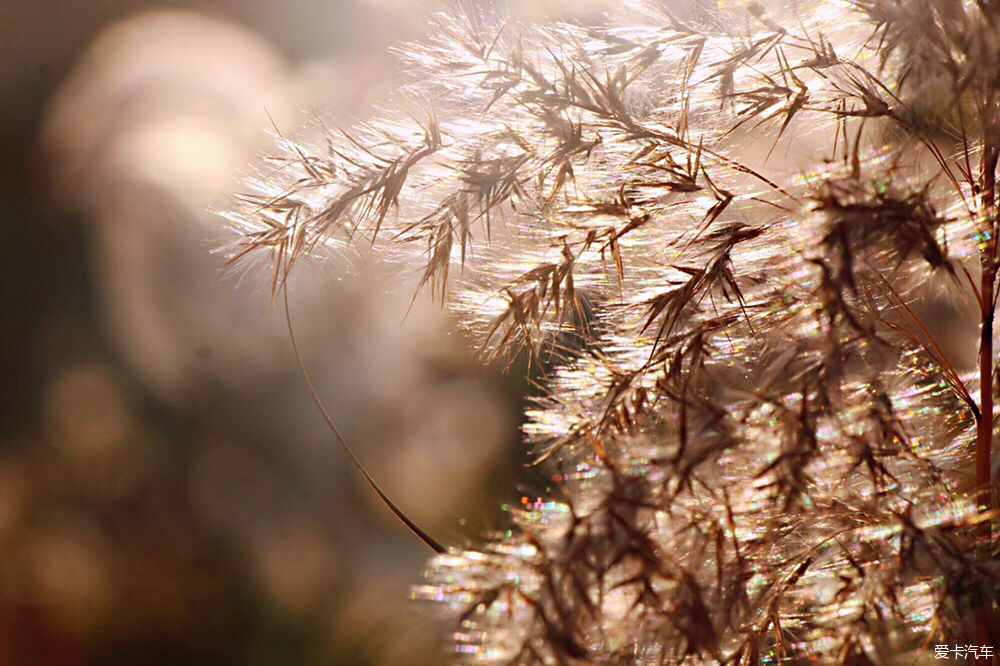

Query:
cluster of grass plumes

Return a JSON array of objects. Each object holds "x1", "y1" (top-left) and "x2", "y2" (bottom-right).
[{"x1": 228, "y1": 0, "x2": 1000, "y2": 662}]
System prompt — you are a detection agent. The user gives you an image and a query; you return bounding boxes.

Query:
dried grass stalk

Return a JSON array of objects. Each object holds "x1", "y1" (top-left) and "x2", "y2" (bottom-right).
[{"x1": 228, "y1": 0, "x2": 1000, "y2": 662}]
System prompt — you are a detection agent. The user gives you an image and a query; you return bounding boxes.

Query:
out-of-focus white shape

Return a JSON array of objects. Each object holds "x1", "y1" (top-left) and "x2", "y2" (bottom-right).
[
  {"x1": 44, "y1": 10, "x2": 296, "y2": 216},
  {"x1": 41, "y1": 10, "x2": 303, "y2": 402}
]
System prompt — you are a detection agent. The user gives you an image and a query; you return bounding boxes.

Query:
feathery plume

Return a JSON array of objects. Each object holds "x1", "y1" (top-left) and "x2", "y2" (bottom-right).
[{"x1": 228, "y1": 0, "x2": 1000, "y2": 661}]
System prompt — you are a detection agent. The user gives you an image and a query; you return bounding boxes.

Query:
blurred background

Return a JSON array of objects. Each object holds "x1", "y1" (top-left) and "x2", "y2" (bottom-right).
[{"x1": 0, "y1": 0, "x2": 611, "y2": 663}]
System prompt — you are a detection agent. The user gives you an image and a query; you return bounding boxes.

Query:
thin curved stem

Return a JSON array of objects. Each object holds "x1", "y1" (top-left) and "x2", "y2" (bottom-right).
[{"x1": 282, "y1": 281, "x2": 446, "y2": 554}]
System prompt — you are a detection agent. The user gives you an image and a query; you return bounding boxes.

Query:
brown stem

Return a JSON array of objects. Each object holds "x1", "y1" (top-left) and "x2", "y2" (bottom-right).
[
  {"x1": 976, "y1": 115, "x2": 998, "y2": 648},
  {"x1": 979, "y1": 254, "x2": 995, "y2": 510},
  {"x1": 980, "y1": 136, "x2": 998, "y2": 513}
]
